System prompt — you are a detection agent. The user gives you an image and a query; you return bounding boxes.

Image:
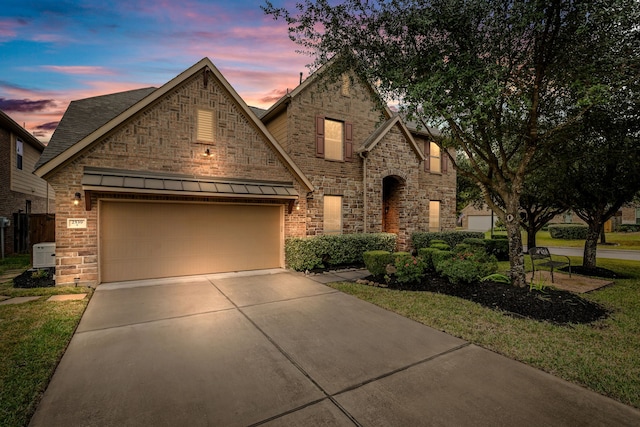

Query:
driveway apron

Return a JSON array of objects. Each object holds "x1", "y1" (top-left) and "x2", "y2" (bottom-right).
[{"x1": 30, "y1": 270, "x2": 640, "y2": 426}]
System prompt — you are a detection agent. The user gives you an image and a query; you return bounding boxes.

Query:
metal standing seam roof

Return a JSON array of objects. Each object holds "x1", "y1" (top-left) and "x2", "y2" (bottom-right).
[{"x1": 81, "y1": 168, "x2": 299, "y2": 199}]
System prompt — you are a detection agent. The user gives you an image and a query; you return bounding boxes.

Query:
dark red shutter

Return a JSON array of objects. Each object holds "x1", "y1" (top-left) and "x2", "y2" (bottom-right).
[
  {"x1": 344, "y1": 121, "x2": 353, "y2": 162},
  {"x1": 442, "y1": 150, "x2": 448, "y2": 173},
  {"x1": 424, "y1": 141, "x2": 430, "y2": 172},
  {"x1": 316, "y1": 116, "x2": 325, "y2": 158}
]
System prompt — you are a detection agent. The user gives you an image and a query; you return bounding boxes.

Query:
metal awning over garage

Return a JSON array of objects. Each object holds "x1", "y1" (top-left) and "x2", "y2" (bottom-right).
[{"x1": 80, "y1": 167, "x2": 299, "y2": 210}]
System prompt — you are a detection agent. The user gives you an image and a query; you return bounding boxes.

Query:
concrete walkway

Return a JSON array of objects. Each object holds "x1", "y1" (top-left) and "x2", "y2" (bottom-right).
[{"x1": 30, "y1": 270, "x2": 640, "y2": 426}]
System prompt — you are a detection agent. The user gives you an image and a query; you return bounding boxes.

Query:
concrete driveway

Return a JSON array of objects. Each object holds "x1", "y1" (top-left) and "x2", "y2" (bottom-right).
[{"x1": 31, "y1": 270, "x2": 640, "y2": 426}]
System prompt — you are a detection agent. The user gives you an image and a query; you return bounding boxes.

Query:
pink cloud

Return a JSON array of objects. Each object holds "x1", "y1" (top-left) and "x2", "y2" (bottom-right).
[
  {"x1": 41, "y1": 65, "x2": 118, "y2": 76},
  {"x1": 0, "y1": 19, "x2": 26, "y2": 41}
]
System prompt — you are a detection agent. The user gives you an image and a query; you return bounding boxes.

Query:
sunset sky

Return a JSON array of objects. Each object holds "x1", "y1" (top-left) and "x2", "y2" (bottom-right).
[{"x1": 0, "y1": 0, "x2": 310, "y2": 142}]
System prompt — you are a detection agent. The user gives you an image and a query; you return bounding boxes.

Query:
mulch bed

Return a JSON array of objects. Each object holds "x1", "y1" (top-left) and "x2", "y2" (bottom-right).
[
  {"x1": 361, "y1": 270, "x2": 609, "y2": 325},
  {"x1": 13, "y1": 268, "x2": 56, "y2": 288}
]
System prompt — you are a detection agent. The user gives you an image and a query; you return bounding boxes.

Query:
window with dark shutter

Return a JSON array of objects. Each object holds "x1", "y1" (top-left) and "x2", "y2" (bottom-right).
[
  {"x1": 316, "y1": 116, "x2": 325, "y2": 157},
  {"x1": 344, "y1": 122, "x2": 353, "y2": 162},
  {"x1": 424, "y1": 141, "x2": 430, "y2": 172}
]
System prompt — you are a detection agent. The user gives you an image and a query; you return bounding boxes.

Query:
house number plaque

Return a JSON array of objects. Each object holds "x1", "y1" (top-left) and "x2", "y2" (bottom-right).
[{"x1": 67, "y1": 218, "x2": 87, "y2": 229}]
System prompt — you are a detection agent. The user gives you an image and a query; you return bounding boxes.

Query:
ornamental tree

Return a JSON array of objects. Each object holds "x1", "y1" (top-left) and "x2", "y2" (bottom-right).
[{"x1": 265, "y1": 0, "x2": 639, "y2": 286}]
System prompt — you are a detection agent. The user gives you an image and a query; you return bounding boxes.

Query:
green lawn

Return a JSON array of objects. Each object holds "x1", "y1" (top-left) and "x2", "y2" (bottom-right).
[
  {"x1": 329, "y1": 257, "x2": 640, "y2": 409},
  {"x1": 0, "y1": 255, "x2": 92, "y2": 427},
  {"x1": 488, "y1": 230, "x2": 640, "y2": 250}
]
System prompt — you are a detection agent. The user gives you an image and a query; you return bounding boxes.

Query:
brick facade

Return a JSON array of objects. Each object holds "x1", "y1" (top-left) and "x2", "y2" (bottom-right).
[
  {"x1": 46, "y1": 71, "x2": 307, "y2": 286},
  {"x1": 265, "y1": 72, "x2": 457, "y2": 250},
  {"x1": 40, "y1": 58, "x2": 457, "y2": 285}
]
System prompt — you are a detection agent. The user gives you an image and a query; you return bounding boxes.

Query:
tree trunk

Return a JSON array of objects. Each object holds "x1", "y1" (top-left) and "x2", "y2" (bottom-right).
[
  {"x1": 505, "y1": 206, "x2": 527, "y2": 287},
  {"x1": 600, "y1": 227, "x2": 606, "y2": 244},
  {"x1": 583, "y1": 223, "x2": 601, "y2": 269},
  {"x1": 526, "y1": 226, "x2": 536, "y2": 251}
]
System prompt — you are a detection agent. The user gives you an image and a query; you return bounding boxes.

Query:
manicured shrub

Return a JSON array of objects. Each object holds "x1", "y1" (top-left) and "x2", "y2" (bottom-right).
[
  {"x1": 491, "y1": 234, "x2": 508, "y2": 239},
  {"x1": 417, "y1": 247, "x2": 440, "y2": 271},
  {"x1": 437, "y1": 247, "x2": 498, "y2": 284},
  {"x1": 284, "y1": 238, "x2": 324, "y2": 271},
  {"x1": 394, "y1": 253, "x2": 426, "y2": 284},
  {"x1": 485, "y1": 238, "x2": 509, "y2": 261},
  {"x1": 412, "y1": 231, "x2": 484, "y2": 250},
  {"x1": 431, "y1": 250, "x2": 453, "y2": 273},
  {"x1": 548, "y1": 224, "x2": 589, "y2": 240},
  {"x1": 285, "y1": 233, "x2": 397, "y2": 271},
  {"x1": 430, "y1": 243, "x2": 451, "y2": 251},
  {"x1": 618, "y1": 224, "x2": 640, "y2": 232},
  {"x1": 462, "y1": 238, "x2": 487, "y2": 248},
  {"x1": 363, "y1": 250, "x2": 392, "y2": 277}
]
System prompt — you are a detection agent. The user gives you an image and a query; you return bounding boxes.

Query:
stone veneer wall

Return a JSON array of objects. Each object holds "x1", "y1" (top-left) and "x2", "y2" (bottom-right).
[
  {"x1": 283, "y1": 75, "x2": 387, "y2": 236},
  {"x1": 46, "y1": 72, "x2": 307, "y2": 286},
  {"x1": 277, "y1": 74, "x2": 457, "y2": 251}
]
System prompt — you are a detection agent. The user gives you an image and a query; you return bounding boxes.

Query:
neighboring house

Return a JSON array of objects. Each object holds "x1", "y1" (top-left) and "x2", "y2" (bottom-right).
[
  {"x1": 621, "y1": 204, "x2": 640, "y2": 225},
  {"x1": 34, "y1": 58, "x2": 456, "y2": 286},
  {"x1": 460, "y1": 204, "x2": 498, "y2": 232},
  {"x1": 0, "y1": 109, "x2": 55, "y2": 255}
]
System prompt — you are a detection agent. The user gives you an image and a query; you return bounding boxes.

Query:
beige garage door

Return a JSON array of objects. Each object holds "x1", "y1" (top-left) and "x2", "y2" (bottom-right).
[{"x1": 100, "y1": 201, "x2": 282, "y2": 283}]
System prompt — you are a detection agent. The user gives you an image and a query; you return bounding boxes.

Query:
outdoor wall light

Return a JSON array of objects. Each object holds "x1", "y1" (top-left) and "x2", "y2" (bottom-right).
[
  {"x1": 203, "y1": 148, "x2": 214, "y2": 157},
  {"x1": 73, "y1": 192, "x2": 82, "y2": 206}
]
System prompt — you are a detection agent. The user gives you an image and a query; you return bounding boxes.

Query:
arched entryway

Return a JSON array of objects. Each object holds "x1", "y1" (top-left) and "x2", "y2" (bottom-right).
[{"x1": 382, "y1": 176, "x2": 404, "y2": 234}]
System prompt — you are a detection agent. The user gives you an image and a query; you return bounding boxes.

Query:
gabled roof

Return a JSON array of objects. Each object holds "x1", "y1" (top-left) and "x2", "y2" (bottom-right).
[
  {"x1": 260, "y1": 58, "x2": 396, "y2": 123},
  {"x1": 357, "y1": 115, "x2": 425, "y2": 161},
  {"x1": 34, "y1": 58, "x2": 314, "y2": 192},
  {"x1": 36, "y1": 87, "x2": 156, "y2": 170},
  {"x1": 0, "y1": 109, "x2": 45, "y2": 151}
]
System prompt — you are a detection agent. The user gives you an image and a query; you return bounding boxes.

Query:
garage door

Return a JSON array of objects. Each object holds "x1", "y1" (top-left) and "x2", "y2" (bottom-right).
[
  {"x1": 100, "y1": 201, "x2": 282, "y2": 282},
  {"x1": 467, "y1": 215, "x2": 492, "y2": 232}
]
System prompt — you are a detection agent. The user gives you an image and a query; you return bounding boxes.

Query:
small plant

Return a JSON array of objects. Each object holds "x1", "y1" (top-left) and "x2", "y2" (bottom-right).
[
  {"x1": 481, "y1": 273, "x2": 511, "y2": 284},
  {"x1": 31, "y1": 269, "x2": 49, "y2": 279},
  {"x1": 394, "y1": 254, "x2": 426, "y2": 284},
  {"x1": 529, "y1": 277, "x2": 549, "y2": 292}
]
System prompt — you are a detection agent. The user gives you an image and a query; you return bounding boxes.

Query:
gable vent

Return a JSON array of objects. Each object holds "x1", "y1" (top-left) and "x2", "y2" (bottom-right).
[{"x1": 197, "y1": 109, "x2": 215, "y2": 142}]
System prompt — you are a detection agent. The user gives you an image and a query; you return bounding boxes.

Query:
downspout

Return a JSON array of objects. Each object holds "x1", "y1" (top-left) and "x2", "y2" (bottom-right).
[{"x1": 360, "y1": 151, "x2": 368, "y2": 233}]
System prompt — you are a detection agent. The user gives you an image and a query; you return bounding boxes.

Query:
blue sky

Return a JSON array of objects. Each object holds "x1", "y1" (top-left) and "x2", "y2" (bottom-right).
[{"x1": 0, "y1": 0, "x2": 308, "y2": 142}]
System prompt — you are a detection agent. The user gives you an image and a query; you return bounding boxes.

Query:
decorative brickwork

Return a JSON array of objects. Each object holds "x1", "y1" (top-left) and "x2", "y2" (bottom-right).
[
  {"x1": 266, "y1": 72, "x2": 457, "y2": 251},
  {"x1": 47, "y1": 71, "x2": 307, "y2": 286}
]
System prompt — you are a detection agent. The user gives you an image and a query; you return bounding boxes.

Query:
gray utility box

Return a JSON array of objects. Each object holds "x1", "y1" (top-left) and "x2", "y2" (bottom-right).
[{"x1": 33, "y1": 242, "x2": 56, "y2": 268}]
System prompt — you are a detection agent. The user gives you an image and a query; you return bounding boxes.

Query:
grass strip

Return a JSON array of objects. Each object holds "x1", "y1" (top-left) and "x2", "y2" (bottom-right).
[{"x1": 1, "y1": 255, "x2": 92, "y2": 427}]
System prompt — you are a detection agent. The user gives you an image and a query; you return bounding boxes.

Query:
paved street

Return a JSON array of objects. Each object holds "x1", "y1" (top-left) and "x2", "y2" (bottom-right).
[{"x1": 545, "y1": 247, "x2": 640, "y2": 261}]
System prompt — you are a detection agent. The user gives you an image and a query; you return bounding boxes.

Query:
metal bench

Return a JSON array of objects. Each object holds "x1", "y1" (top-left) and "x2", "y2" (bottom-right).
[{"x1": 528, "y1": 247, "x2": 571, "y2": 283}]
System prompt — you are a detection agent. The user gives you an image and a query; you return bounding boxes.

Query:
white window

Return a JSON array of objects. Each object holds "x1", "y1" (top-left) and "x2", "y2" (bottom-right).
[
  {"x1": 197, "y1": 109, "x2": 215, "y2": 142},
  {"x1": 324, "y1": 195, "x2": 343, "y2": 234},
  {"x1": 429, "y1": 142, "x2": 441, "y2": 173},
  {"x1": 429, "y1": 201, "x2": 441, "y2": 232},
  {"x1": 636, "y1": 208, "x2": 640, "y2": 225},
  {"x1": 324, "y1": 119, "x2": 344, "y2": 161},
  {"x1": 16, "y1": 139, "x2": 23, "y2": 170}
]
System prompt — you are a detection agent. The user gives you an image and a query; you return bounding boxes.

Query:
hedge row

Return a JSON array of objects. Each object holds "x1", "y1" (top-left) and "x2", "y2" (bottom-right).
[
  {"x1": 285, "y1": 233, "x2": 397, "y2": 271},
  {"x1": 411, "y1": 231, "x2": 485, "y2": 250},
  {"x1": 548, "y1": 224, "x2": 589, "y2": 240},
  {"x1": 618, "y1": 224, "x2": 640, "y2": 232}
]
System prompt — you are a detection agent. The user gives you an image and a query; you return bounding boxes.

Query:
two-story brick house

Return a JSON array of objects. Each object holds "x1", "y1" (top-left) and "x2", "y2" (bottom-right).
[
  {"x1": 1, "y1": 109, "x2": 55, "y2": 256},
  {"x1": 34, "y1": 58, "x2": 455, "y2": 286}
]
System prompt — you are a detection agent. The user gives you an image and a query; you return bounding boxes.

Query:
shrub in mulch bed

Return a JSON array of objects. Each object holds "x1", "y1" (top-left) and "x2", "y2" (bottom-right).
[
  {"x1": 362, "y1": 271, "x2": 608, "y2": 325},
  {"x1": 12, "y1": 267, "x2": 56, "y2": 288}
]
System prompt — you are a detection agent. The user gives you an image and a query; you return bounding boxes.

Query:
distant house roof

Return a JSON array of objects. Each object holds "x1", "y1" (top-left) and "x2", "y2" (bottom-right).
[
  {"x1": 0, "y1": 109, "x2": 45, "y2": 151},
  {"x1": 249, "y1": 106, "x2": 267, "y2": 119},
  {"x1": 35, "y1": 87, "x2": 157, "y2": 170}
]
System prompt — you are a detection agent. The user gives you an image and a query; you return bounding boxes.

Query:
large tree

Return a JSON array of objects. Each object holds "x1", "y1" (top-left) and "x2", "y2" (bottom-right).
[
  {"x1": 265, "y1": 0, "x2": 639, "y2": 286},
  {"x1": 550, "y1": 96, "x2": 640, "y2": 269}
]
